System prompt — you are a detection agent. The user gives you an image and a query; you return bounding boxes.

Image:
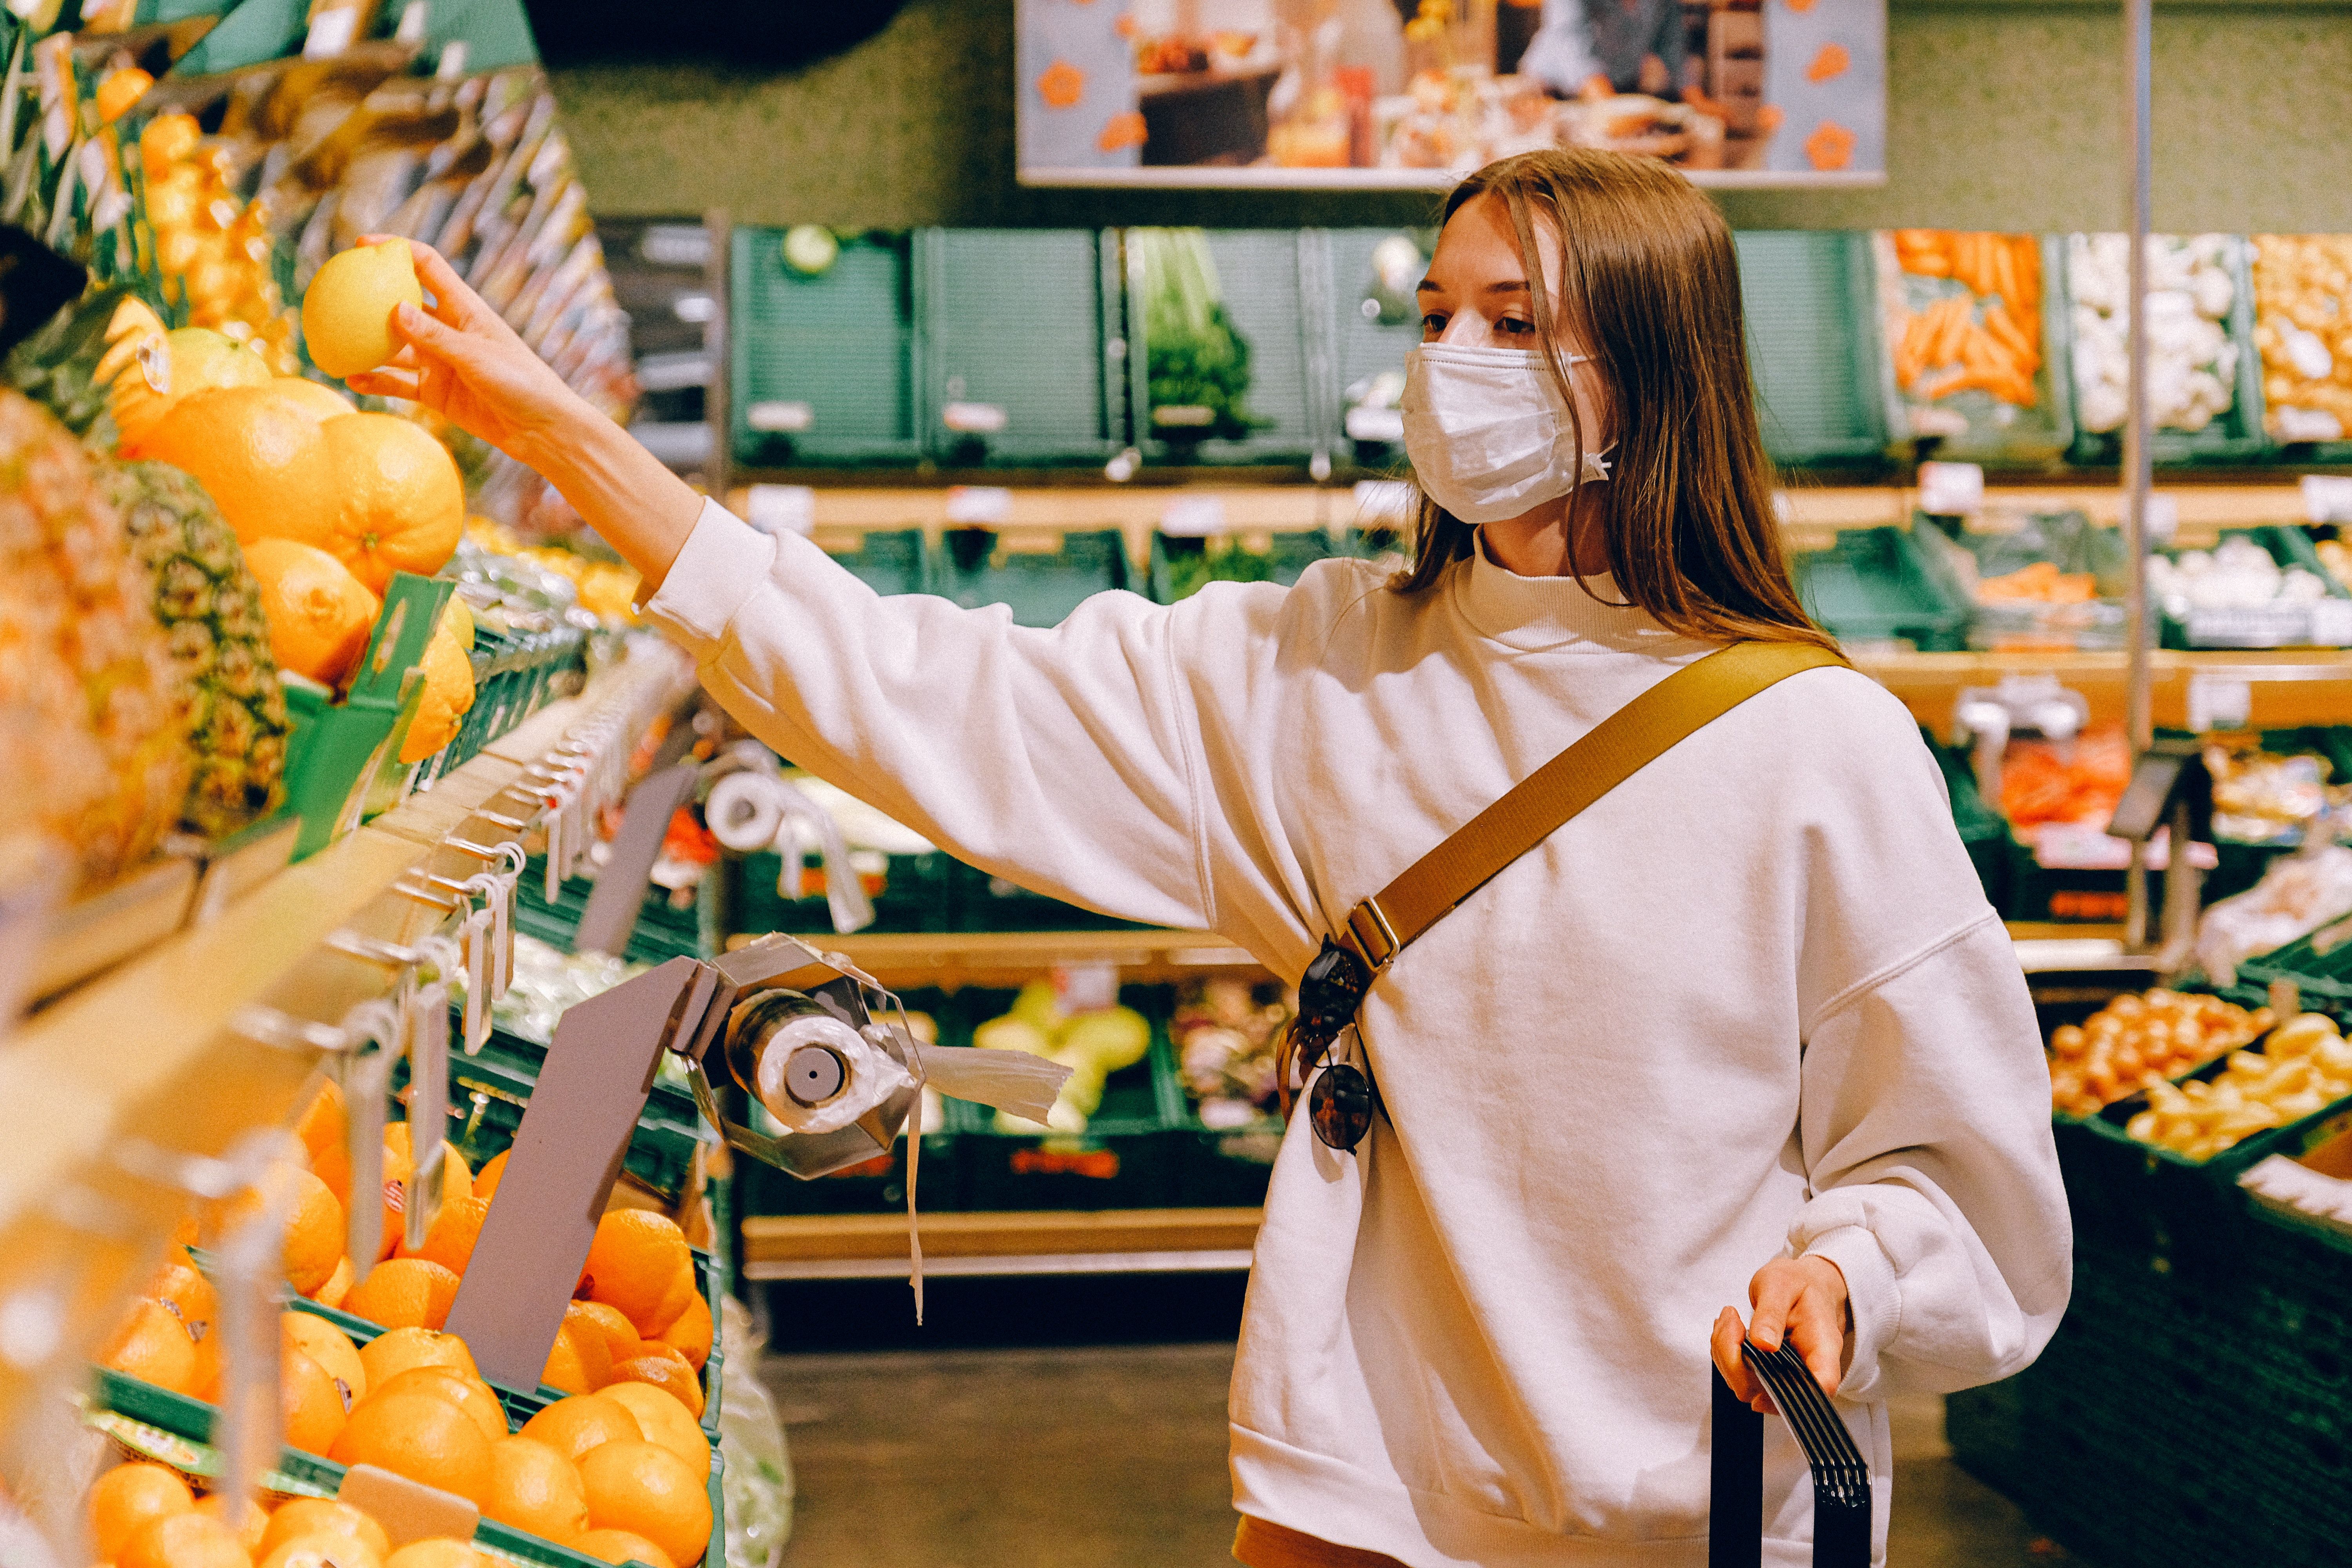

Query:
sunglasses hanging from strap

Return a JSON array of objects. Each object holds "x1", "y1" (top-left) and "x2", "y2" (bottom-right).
[
  {"x1": 1278, "y1": 640, "x2": 1849, "y2": 1151},
  {"x1": 1710, "y1": 1343, "x2": 1871, "y2": 1568}
]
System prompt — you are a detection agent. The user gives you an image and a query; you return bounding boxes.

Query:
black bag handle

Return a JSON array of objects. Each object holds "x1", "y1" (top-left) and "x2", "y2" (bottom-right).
[{"x1": 1710, "y1": 1343, "x2": 1871, "y2": 1568}]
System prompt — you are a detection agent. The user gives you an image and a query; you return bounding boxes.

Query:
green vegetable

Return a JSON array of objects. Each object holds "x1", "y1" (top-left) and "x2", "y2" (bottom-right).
[
  {"x1": 1165, "y1": 538, "x2": 1278, "y2": 602},
  {"x1": 1133, "y1": 227, "x2": 1262, "y2": 442}
]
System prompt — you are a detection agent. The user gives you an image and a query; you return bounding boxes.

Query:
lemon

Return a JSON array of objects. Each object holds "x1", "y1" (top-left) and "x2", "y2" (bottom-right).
[{"x1": 302, "y1": 239, "x2": 424, "y2": 379}]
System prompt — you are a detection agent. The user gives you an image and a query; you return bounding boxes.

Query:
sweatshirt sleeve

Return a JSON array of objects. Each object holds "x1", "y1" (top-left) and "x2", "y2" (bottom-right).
[
  {"x1": 639, "y1": 499, "x2": 1223, "y2": 931},
  {"x1": 1788, "y1": 913, "x2": 2073, "y2": 1400}
]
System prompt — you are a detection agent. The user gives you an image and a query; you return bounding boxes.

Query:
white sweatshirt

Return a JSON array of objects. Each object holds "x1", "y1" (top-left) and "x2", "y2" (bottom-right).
[{"x1": 645, "y1": 500, "x2": 2072, "y2": 1568}]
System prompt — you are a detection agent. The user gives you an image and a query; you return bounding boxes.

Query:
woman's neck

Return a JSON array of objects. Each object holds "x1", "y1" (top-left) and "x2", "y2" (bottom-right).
[{"x1": 1480, "y1": 487, "x2": 1612, "y2": 578}]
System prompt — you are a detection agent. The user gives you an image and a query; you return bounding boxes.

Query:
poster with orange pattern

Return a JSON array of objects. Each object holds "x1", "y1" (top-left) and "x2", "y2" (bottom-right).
[{"x1": 1017, "y1": 0, "x2": 1883, "y2": 188}]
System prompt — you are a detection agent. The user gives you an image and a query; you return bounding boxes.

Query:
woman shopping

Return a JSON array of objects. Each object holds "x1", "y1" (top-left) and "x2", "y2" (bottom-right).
[{"x1": 351, "y1": 148, "x2": 2069, "y2": 1568}]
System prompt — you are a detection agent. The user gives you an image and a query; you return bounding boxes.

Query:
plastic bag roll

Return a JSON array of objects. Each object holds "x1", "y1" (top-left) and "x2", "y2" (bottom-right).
[{"x1": 752, "y1": 1008, "x2": 913, "y2": 1135}]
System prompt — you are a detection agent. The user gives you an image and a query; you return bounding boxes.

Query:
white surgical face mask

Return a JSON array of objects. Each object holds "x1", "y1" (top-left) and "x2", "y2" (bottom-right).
[{"x1": 1400, "y1": 342, "x2": 1613, "y2": 525}]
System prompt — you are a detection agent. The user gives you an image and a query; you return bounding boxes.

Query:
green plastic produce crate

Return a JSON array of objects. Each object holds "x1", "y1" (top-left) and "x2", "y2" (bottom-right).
[
  {"x1": 1323, "y1": 226, "x2": 1427, "y2": 465},
  {"x1": 1791, "y1": 524, "x2": 1973, "y2": 651},
  {"x1": 2158, "y1": 526, "x2": 2352, "y2": 650},
  {"x1": 916, "y1": 228, "x2": 1125, "y2": 466},
  {"x1": 516, "y1": 854, "x2": 711, "y2": 965},
  {"x1": 1926, "y1": 736, "x2": 2016, "y2": 915},
  {"x1": 1871, "y1": 231, "x2": 2074, "y2": 465},
  {"x1": 2005, "y1": 833, "x2": 2284, "y2": 926},
  {"x1": 394, "y1": 1014, "x2": 706, "y2": 1209},
  {"x1": 2059, "y1": 233, "x2": 2270, "y2": 466},
  {"x1": 89, "y1": 1365, "x2": 724, "y2": 1568},
  {"x1": 931, "y1": 526, "x2": 1129, "y2": 628},
  {"x1": 949, "y1": 860, "x2": 1154, "y2": 933},
  {"x1": 815, "y1": 526, "x2": 931, "y2": 597},
  {"x1": 1734, "y1": 231, "x2": 1888, "y2": 464},
  {"x1": 731, "y1": 228, "x2": 920, "y2": 468},
  {"x1": 416, "y1": 623, "x2": 588, "y2": 789},
  {"x1": 731, "y1": 847, "x2": 957, "y2": 936},
  {"x1": 1146, "y1": 528, "x2": 1336, "y2": 604},
  {"x1": 1129, "y1": 229, "x2": 1324, "y2": 466},
  {"x1": 947, "y1": 985, "x2": 1182, "y2": 1210}
]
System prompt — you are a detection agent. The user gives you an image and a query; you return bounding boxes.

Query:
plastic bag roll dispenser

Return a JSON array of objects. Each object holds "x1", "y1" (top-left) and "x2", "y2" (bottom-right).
[{"x1": 443, "y1": 933, "x2": 1067, "y2": 1386}]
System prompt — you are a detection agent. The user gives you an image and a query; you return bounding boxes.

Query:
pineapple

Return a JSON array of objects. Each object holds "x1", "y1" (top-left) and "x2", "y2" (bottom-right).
[
  {"x1": 102, "y1": 459, "x2": 289, "y2": 839},
  {"x1": 0, "y1": 390, "x2": 189, "y2": 889},
  {"x1": 3, "y1": 283, "x2": 143, "y2": 442}
]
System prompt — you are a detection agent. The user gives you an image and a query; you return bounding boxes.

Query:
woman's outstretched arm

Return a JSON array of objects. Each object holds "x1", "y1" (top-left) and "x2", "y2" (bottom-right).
[{"x1": 344, "y1": 237, "x2": 702, "y2": 593}]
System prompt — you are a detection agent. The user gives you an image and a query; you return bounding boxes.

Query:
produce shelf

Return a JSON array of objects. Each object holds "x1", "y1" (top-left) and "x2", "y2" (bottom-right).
[{"x1": 739, "y1": 1207, "x2": 1263, "y2": 1279}]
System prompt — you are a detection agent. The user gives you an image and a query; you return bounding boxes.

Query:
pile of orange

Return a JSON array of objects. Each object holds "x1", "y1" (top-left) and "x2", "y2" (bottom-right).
[{"x1": 86, "y1": 1452, "x2": 682, "y2": 1568}]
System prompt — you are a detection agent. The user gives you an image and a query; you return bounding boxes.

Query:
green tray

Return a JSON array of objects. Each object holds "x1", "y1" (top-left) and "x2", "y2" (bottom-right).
[
  {"x1": 2060, "y1": 234, "x2": 2270, "y2": 466},
  {"x1": 1146, "y1": 528, "x2": 1335, "y2": 604},
  {"x1": 2160, "y1": 526, "x2": 2352, "y2": 650},
  {"x1": 515, "y1": 854, "x2": 711, "y2": 966},
  {"x1": 945, "y1": 984, "x2": 1183, "y2": 1211},
  {"x1": 815, "y1": 527, "x2": 930, "y2": 597},
  {"x1": 1323, "y1": 226, "x2": 1428, "y2": 466},
  {"x1": 1735, "y1": 231, "x2": 1888, "y2": 464},
  {"x1": 731, "y1": 229, "x2": 920, "y2": 468},
  {"x1": 916, "y1": 228, "x2": 1125, "y2": 466},
  {"x1": 1872, "y1": 232, "x2": 2075, "y2": 464},
  {"x1": 1129, "y1": 229, "x2": 1323, "y2": 467},
  {"x1": 731, "y1": 847, "x2": 957, "y2": 937},
  {"x1": 88, "y1": 1366, "x2": 721, "y2": 1568},
  {"x1": 931, "y1": 526, "x2": 1129, "y2": 628},
  {"x1": 1791, "y1": 523, "x2": 1974, "y2": 651}
]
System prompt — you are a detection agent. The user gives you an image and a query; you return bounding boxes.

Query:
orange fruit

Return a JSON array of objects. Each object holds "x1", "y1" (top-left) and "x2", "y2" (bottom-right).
[
  {"x1": 302, "y1": 240, "x2": 425, "y2": 380},
  {"x1": 270, "y1": 378, "x2": 356, "y2": 425},
  {"x1": 119, "y1": 1509, "x2": 252, "y2": 1568},
  {"x1": 542, "y1": 1325, "x2": 602, "y2": 1398},
  {"x1": 140, "y1": 384, "x2": 339, "y2": 546},
  {"x1": 245, "y1": 539, "x2": 379, "y2": 687},
  {"x1": 397, "y1": 623, "x2": 476, "y2": 765},
  {"x1": 356, "y1": 1325, "x2": 478, "y2": 1390},
  {"x1": 639, "y1": 1264, "x2": 697, "y2": 1343},
  {"x1": 518, "y1": 1394, "x2": 642, "y2": 1464},
  {"x1": 100, "y1": 1301, "x2": 198, "y2": 1394},
  {"x1": 309, "y1": 1141, "x2": 352, "y2": 1212},
  {"x1": 483, "y1": 1435, "x2": 590, "y2": 1542},
  {"x1": 472, "y1": 1151, "x2": 508, "y2": 1202},
  {"x1": 256, "y1": 1534, "x2": 383, "y2": 1568},
  {"x1": 569, "y1": 1533, "x2": 673, "y2": 1568},
  {"x1": 370, "y1": 1367, "x2": 508, "y2": 1446},
  {"x1": 113, "y1": 328, "x2": 274, "y2": 456},
  {"x1": 602, "y1": 1356, "x2": 701, "y2": 1423},
  {"x1": 283, "y1": 1312, "x2": 365, "y2": 1401},
  {"x1": 309, "y1": 1255, "x2": 354, "y2": 1310},
  {"x1": 653, "y1": 1292, "x2": 711, "y2": 1374},
  {"x1": 194, "y1": 1496, "x2": 269, "y2": 1554},
  {"x1": 376, "y1": 1142, "x2": 413, "y2": 1262},
  {"x1": 202, "y1": 1165, "x2": 343, "y2": 1297},
  {"x1": 394, "y1": 1195, "x2": 489, "y2": 1277},
  {"x1": 319, "y1": 415, "x2": 464, "y2": 592},
  {"x1": 257, "y1": 1501, "x2": 388, "y2": 1563},
  {"x1": 578, "y1": 1441, "x2": 710, "y2": 1568},
  {"x1": 579, "y1": 1213, "x2": 691, "y2": 1338},
  {"x1": 343, "y1": 1258, "x2": 460, "y2": 1332},
  {"x1": 282, "y1": 1347, "x2": 350, "y2": 1455},
  {"x1": 328, "y1": 1392, "x2": 493, "y2": 1508},
  {"x1": 294, "y1": 1080, "x2": 346, "y2": 1163},
  {"x1": 565, "y1": 1302, "x2": 637, "y2": 1370},
  {"x1": 88, "y1": 1464, "x2": 194, "y2": 1561},
  {"x1": 150, "y1": 1263, "x2": 219, "y2": 1346},
  {"x1": 596, "y1": 1385, "x2": 707, "y2": 1477}
]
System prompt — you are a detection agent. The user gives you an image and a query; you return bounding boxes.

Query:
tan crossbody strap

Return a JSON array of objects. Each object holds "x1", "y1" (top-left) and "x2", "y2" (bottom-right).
[{"x1": 1338, "y1": 641, "x2": 1847, "y2": 969}]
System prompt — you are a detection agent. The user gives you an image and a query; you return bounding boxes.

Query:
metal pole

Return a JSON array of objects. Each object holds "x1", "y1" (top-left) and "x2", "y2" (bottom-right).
[{"x1": 2121, "y1": 0, "x2": 2156, "y2": 950}]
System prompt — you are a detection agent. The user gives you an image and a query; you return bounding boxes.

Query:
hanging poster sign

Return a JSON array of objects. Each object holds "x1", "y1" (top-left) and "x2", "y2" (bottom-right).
[{"x1": 1016, "y1": 0, "x2": 1884, "y2": 189}]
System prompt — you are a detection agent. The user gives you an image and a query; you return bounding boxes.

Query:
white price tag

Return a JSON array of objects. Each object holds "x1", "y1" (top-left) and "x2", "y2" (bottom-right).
[
  {"x1": 1054, "y1": 962, "x2": 1120, "y2": 1014},
  {"x1": 460, "y1": 907, "x2": 493, "y2": 1053},
  {"x1": 2188, "y1": 674, "x2": 2253, "y2": 733},
  {"x1": 745, "y1": 484, "x2": 815, "y2": 537},
  {"x1": 2310, "y1": 599, "x2": 2352, "y2": 647},
  {"x1": 1917, "y1": 461, "x2": 1985, "y2": 515},
  {"x1": 1161, "y1": 495, "x2": 1228, "y2": 537},
  {"x1": 2304, "y1": 475, "x2": 2352, "y2": 526},
  {"x1": 2143, "y1": 492, "x2": 2179, "y2": 543},
  {"x1": 945, "y1": 485, "x2": 1014, "y2": 525}
]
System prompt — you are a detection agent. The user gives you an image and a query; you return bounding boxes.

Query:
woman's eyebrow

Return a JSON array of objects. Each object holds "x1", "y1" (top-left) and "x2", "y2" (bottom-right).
[{"x1": 1415, "y1": 278, "x2": 1531, "y2": 295}]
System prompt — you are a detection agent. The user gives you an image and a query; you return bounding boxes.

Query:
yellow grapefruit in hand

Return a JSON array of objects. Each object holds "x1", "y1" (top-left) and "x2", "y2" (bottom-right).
[{"x1": 303, "y1": 240, "x2": 424, "y2": 379}]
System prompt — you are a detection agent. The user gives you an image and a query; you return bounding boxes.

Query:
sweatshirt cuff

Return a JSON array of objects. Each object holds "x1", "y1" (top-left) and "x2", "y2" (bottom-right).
[
  {"x1": 1799, "y1": 1223, "x2": 1899, "y2": 1401},
  {"x1": 641, "y1": 497, "x2": 779, "y2": 655}
]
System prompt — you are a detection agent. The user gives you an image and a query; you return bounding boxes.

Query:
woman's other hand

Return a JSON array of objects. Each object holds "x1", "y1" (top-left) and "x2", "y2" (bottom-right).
[
  {"x1": 343, "y1": 236, "x2": 583, "y2": 465},
  {"x1": 1711, "y1": 1255, "x2": 1850, "y2": 1414}
]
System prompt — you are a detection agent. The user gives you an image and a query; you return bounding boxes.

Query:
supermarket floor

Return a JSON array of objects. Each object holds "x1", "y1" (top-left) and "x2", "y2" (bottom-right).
[{"x1": 755, "y1": 1277, "x2": 2069, "y2": 1568}]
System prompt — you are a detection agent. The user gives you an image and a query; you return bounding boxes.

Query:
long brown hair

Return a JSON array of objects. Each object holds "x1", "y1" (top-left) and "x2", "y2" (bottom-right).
[{"x1": 1392, "y1": 149, "x2": 1834, "y2": 653}]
